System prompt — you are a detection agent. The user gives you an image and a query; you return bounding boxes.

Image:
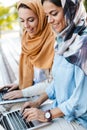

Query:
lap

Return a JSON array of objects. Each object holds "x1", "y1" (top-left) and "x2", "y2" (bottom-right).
[{"x1": 38, "y1": 118, "x2": 86, "y2": 130}]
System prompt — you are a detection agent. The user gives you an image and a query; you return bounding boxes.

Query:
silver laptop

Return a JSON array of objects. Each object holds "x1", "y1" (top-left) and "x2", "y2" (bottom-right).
[
  {"x1": 0, "y1": 108, "x2": 51, "y2": 130},
  {"x1": 0, "y1": 88, "x2": 31, "y2": 105}
]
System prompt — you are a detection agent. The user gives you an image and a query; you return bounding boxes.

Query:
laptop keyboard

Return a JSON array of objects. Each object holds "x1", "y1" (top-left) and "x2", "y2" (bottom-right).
[
  {"x1": 0, "y1": 110, "x2": 34, "y2": 130},
  {"x1": 0, "y1": 88, "x2": 31, "y2": 105},
  {"x1": 0, "y1": 88, "x2": 8, "y2": 101}
]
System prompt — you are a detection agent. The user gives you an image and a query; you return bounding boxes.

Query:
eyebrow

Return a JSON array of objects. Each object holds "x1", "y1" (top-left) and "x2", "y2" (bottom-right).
[
  {"x1": 49, "y1": 10, "x2": 57, "y2": 14},
  {"x1": 19, "y1": 17, "x2": 34, "y2": 20}
]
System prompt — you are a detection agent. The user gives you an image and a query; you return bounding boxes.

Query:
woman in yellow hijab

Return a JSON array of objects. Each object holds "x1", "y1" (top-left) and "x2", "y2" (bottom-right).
[{"x1": 3, "y1": 0, "x2": 55, "y2": 100}]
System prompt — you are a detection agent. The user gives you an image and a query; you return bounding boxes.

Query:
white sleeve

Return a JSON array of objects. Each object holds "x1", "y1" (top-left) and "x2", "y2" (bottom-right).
[
  {"x1": 13, "y1": 79, "x2": 19, "y2": 85},
  {"x1": 22, "y1": 80, "x2": 50, "y2": 97}
]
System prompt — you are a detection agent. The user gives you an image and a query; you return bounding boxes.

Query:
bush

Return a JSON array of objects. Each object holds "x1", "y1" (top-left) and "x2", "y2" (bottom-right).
[{"x1": 84, "y1": 0, "x2": 87, "y2": 12}]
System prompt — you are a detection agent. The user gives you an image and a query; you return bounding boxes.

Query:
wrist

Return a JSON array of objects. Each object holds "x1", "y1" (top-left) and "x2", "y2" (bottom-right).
[
  {"x1": 20, "y1": 90, "x2": 23, "y2": 97},
  {"x1": 36, "y1": 98, "x2": 43, "y2": 107},
  {"x1": 44, "y1": 110, "x2": 52, "y2": 122},
  {"x1": 36, "y1": 100, "x2": 41, "y2": 107}
]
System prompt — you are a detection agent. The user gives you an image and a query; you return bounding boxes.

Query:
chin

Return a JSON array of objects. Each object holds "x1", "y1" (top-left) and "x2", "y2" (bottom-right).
[
  {"x1": 52, "y1": 27, "x2": 60, "y2": 33},
  {"x1": 54, "y1": 29, "x2": 60, "y2": 33}
]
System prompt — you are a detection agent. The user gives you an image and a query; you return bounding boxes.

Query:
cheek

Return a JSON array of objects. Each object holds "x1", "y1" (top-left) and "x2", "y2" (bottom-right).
[
  {"x1": 33, "y1": 20, "x2": 38, "y2": 28},
  {"x1": 53, "y1": 18, "x2": 66, "y2": 33},
  {"x1": 62, "y1": 18, "x2": 66, "y2": 29},
  {"x1": 59, "y1": 15, "x2": 66, "y2": 28}
]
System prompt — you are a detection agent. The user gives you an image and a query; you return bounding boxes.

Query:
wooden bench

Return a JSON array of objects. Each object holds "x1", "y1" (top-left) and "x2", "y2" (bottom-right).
[
  {"x1": 0, "y1": 36, "x2": 21, "y2": 86},
  {"x1": 0, "y1": 51, "x2": 11, "y2": 86}
]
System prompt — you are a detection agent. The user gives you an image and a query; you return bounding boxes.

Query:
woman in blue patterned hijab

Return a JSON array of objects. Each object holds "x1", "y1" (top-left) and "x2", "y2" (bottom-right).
[
  {"x1": 42, "y1": 0, "x2": 87, "y2": 75},
  {"x1": 21, "y1": 1, "x2": 87, "y2": 130}
]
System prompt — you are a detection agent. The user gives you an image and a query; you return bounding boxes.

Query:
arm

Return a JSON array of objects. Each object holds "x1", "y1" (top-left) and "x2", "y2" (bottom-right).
[
  {"x1": 58, "y1": 66, "x2": 87, "y2": 118},
  {"x1": 3, "y1": 80, "x2": 49, "y2": 100},
  {"x1": 21, "y1": 80, "x2": 55, "y2": 111},
  {"x1": 22, "y1": 80, "x2": 49, "y2": 97},
  {"x1": 21, "y1": 92, "x2": 48, "y2": 113},
  {"x1": 22, "y1": 81, "x2": 60, "y2": 122},
  {"x1": 50, "y1": 107, "x2": 64, "y2": 119},
  {"x1": 22, "y1": 103, "x2": 64, "y2": 123}
]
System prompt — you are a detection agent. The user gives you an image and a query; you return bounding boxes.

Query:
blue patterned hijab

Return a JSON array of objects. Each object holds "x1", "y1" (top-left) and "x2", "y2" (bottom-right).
[{"x1": 56, "y1": 0, "x2": 87, "y2": 75}]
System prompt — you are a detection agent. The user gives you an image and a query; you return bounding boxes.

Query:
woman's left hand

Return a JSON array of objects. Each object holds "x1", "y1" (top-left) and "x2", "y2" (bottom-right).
[
  {"x1": 3, "y1": 90, "x2": 23, "y2": 100},
  {"x1": 22, "y1": 108, "x2": 47, "y2": 122}
]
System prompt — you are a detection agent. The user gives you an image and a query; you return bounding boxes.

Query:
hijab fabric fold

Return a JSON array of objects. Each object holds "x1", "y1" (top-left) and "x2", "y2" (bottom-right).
[
  {"x1": 56, "y1": 0, "x2": 87, "y2": 75},
  {"x1": 17, "y1": 0, "x2": 55, "y2": 89}
]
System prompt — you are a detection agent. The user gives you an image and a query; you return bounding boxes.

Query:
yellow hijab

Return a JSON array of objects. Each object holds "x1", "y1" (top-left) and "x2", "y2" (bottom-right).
[{"x1": 17, "y1": 0, "x2": 55, "y2": 89}]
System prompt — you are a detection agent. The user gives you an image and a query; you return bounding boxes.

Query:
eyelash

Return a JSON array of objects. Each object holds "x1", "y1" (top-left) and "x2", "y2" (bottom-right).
[
  {"x1": 52, "y1": 12, "x2": 58, "y2": 16},
  {"x1": 46, "y1": 12, "x2": 58, "y2": 19},
  {"x1": 20, "y1": 21, "x2": 24, "y2": 23},
  {"x1": 20, "y1": 19, "x2": 34, "y2": 23},
  {"x1": 28, "y1": 19, "x2": 34, "y2": 22}
]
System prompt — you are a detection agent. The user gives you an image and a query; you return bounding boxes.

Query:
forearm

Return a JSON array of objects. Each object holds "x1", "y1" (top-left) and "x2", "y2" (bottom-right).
[
  {"x1": 36, "y1": 92, "x2": 48, "y2": 106},
  {"x1": 51, "y1": 108, "x2": 64, "y2": 119},
  {"x1": 22, "y1": 80, "x2": 49, "y2": 97}
]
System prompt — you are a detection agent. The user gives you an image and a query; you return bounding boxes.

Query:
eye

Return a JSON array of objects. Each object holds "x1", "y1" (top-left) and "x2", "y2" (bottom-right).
[
  {"x1": 27, "y1": 18, "x2": 34, "y2": 22},
  {"x1": 20, "y1": 20, "x2": 24, "y2": 23},
  {"x1": 51, "y1": 12, "x2": 58, "y2": 16},
  {"x1": 19, "y1": 18, "x2": 24, "y2": 23}
]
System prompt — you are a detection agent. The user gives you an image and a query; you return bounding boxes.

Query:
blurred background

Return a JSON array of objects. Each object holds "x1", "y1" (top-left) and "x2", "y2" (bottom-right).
[
  {"x1": 0, "y1": 0, "x2": 20, "y2": 38},
  {"x1": 0, "y1": 0, "x2": 21, "y2": 86}
]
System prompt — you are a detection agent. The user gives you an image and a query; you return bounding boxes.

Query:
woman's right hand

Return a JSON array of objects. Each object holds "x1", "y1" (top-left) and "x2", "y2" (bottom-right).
[{"x1": 0, "y1": 83, "x2": 18, "y2": 92}]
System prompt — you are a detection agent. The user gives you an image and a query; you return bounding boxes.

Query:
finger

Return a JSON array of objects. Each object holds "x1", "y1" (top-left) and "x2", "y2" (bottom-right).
[
  {"x1": 20, "y1": 102, "x2": 29, "y2": 113},
  {"x1": 3, "y1": 95, "x2": 11, "y2": 99},
  {"x1": 0, "y1": 86, "x2": 5, "y2": 90},
  {"x1": 26, "y1": 113, "x2": 37, "y2": 122},
  {"x1": 8, "y1": 87, "x2": 15, "y2": 92},
  {"x1": 24, "y1": 108, "x2": 36, "y2": 116},
  {"x1": 23, "y1": 108, "x2": 35, "y2": 120},
  {"x1": 3, "y1": 93, "x2": 10, "y2": 99},
  {"x1": 22, "y1": 109, "x2": 30, "y2": 119},
  {"x1": 0, "y1": 86, "x2": 9, "y2": 91},
  {"x1": 20, "y1": 107, "x2": 25, "y2": 114},
  {"x1": 3, "y1": 92, "x2": 15, "y2": 99}
]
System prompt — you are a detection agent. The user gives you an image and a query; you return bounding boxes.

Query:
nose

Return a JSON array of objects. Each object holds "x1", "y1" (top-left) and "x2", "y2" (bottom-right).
[
  {"x1": 24, "y1": 20, "x2": 29, "y2": 28},
  {"x1": 47, "y1": 16, "x2": 54, "y2": 24}
]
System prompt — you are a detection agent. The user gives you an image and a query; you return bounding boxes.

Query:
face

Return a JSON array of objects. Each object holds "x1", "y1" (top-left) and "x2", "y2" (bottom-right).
[
  {"x1": 18, "y1": 8, "x2": 39, "y2": 37},
  {"x1": 43, "y1": 1, "x2": 66, "y2": 33}
]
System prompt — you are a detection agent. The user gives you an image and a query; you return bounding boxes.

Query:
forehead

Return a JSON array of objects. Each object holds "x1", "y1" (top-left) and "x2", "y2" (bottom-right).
[
  {"x1": 18, "y1": 8, "x2": 37, "y2": 19},
  {"x1": 43, "y1": 1, "x2": 60, "y2": 13}
]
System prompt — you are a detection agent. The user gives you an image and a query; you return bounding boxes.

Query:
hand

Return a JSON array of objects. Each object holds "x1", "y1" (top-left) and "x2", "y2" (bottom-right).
[
  {"x1": 22, "y1": 108, "x2": 47, "y2": 122},
  {"x1": 3, "y1": 90, "x2": 23, "y2": 100},
  {"x1": 21, "y1": 101, "x2": 40, "y2": 113},
  {"x1": 0, "y1": 83, "x2": 18, "y2": 92},
  {"x1": 7, "y1": 83, "x2": 19, "y2": 91}
]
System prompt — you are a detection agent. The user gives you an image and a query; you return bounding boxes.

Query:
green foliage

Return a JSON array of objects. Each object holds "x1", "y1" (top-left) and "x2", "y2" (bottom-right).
[
  {"x1": 0, "y1": 4, "x2": 18, "y2": 30},
  {"x1": 84, "y1": 0, "x2": 87, "y2": 12}
]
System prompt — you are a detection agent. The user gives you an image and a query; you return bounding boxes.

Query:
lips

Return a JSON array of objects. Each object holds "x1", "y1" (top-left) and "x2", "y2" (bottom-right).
[
  {"x1": 27, "y1": 28, "x2": 34, "y2": 33},
  {"x1": 53, "y1": 23, "x2": 60, "y2": 28}
]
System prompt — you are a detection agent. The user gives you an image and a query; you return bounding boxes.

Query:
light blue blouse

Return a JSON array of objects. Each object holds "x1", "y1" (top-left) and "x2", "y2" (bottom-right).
[
  {"x1": 33, "y1": 67, "x2": 47, "y2": 84},
  {"x1": 46, "y1": 50, "x2": 87, "y2": 129}
]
